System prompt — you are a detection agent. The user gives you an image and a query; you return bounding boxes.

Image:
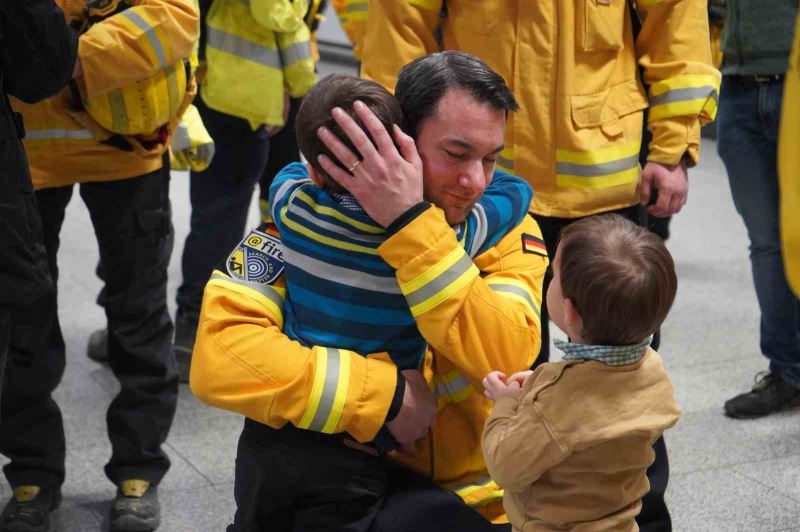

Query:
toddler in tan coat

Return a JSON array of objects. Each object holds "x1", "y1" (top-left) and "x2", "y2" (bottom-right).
[{"x1": 481, "y1": 214, "x2": 681, "y2": 531}]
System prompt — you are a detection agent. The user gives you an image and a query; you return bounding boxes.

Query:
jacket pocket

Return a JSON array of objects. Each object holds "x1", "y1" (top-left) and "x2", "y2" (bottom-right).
[
  {"x1": 448, "y1": 0, "x2": 498, "y2": 36},
  {"x1": 570, "y1": 79, "x2": 648, "y2": 137},
  {"x1": 580, "y1": 0, "x2": 626, "y2": 52}
]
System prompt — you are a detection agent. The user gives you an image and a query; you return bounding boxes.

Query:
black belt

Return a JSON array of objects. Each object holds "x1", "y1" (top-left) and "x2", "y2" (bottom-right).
[{"x1": 0, "y1": 112, "x2": 24, "y2": 141}]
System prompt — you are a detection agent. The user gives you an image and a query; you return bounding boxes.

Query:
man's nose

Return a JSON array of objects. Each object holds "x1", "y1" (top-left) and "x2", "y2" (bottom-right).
[{"x1": 458, "y1": 161, "x2": 487, "y2": 195}]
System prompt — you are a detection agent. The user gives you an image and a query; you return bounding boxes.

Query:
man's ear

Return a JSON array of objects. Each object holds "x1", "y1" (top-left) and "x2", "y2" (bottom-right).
[
  {"x1": 306, "y1": 162, "x2": 325, "y2": 188},
  {"x1": 564, "y1": 298, "x2": 584, "y2": 332}
]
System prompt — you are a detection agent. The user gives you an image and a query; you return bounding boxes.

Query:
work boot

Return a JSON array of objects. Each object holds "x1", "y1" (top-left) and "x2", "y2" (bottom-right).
[
  {"x1": 174, "y1": 313, "x2": 198, "y2": 384},
  {"x1": 0, "y1": 485, "x2": 61, "y2": 532},
  {"x1": 87, "y1": 328, "x2": 108, "y2": 362},
  {"x1": 110, "y1": 480, "x2": 160, "y2": 532},
  {"x1": 724, "y1": 372, "x2": 800, "y2": 419}
]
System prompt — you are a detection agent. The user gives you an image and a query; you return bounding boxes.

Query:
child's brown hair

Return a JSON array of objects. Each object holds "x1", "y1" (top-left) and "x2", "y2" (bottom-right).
[
  {"x1": 295, "y1": 74, "x2": 403, "y2": 192},
  {"x1": 557, "y1": 214, "x2": 677, "y2": 346}
]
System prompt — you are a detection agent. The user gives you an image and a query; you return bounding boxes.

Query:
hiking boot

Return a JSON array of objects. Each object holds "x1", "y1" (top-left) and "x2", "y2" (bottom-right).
[
  {"x1": 174, "y1": 313, "x2": 197, "y2": 384},
  {"x1": 87, "y1": 328, "x2": 108, "y2": 362},
  {"x1": 724, "y1": 372, "x2": 800, "y2": 419},
  {"x1": 110, "y1": 480, "x2": 160, "y2": 532},
  {"x1": 0, "y1": 485, "x2": 61, "y2": 532}
]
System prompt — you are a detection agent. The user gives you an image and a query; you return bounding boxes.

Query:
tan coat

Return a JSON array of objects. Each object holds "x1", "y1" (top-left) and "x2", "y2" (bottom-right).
[{"x1": 482, "y1": 350, "x2": 680, "y2": 531}]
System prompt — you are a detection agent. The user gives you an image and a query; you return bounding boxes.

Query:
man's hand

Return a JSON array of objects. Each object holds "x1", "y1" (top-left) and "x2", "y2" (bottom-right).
[
  {"x1": 316, "y1": 101, "x2": 424, "y2": 227},
  {"x1": 386, "y1": 369, "x2": 437, "y2": 453},
  {"x1": 639, "y1": 161, "x2": 689, "y2": 217},
  {"x1": 72, "y1": 57, "x2": 82, "y2": 79},
  {"x1": 482, "y1": 371, "x2": 523, "y2": 402},
  {"x1": 265, "y1": 92, "x2": 290, "y2": 137}
]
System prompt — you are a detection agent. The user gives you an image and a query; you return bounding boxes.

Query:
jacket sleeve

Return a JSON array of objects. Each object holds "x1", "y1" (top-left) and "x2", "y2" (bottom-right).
[
  {"x1": 190, "y1": 264, "x2": 399, "y2": 444},
  {"x1": 360, "y1": 0, "x2": 442, "y2": 91},
  {"x1": 379, "y1": 207, "x2": 547, "y2": 384},
  {"x1": 635, "y1": 0, "x2": 721, "y2": 166},
  {"x1": 482, "y1": 395, "x2": 568, "y2": 491},
  {"x1": 78, "y1": 0, "x2": 198, "y2": 99},
  {"x1": 0, "y1": 0, "x2": 77, "y2": 103}
]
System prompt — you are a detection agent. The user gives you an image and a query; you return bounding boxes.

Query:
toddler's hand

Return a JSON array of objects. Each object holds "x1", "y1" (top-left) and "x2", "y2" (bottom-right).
[
  {"x1": 506, "y1": 370, "x2": 533, "y2": 388},
  {"x1": 482, "y1": 371, "x2": 522, "y2": 401}
]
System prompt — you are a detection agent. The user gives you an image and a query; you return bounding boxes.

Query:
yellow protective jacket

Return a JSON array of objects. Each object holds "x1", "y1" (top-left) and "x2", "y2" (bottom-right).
[
  {"x1": 201, "y1": 0, "x2": 316, "y2": 130},
  {"x1": 12, "y1": 0, "x2": 198, "y2": 190},
  {"x1": 332, "y1": 0, "x2": 367, "y2": 60},
  {"x1": 779, "y1": 13, "x2": 800, "y2": 296},
  {"x1": 191, "y1": 206, "x2": 548, "y2": 523},
  {"x1": 361, "y1": 0, "x2": 721, "y2": 218}
]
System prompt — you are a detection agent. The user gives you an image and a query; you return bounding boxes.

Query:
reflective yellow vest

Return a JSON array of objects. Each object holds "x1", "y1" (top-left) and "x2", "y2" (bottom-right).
[
  {"x1": 778, "y1": 13, "x2": 800, "y2": 296},
  {"x1": 202, "y1": 0, "x2": 316, "y2": 130},
  {"x1": 12, "y1": 0, "x2": 199, "y2": 189},
  {"x1": 362, "y1": 0, "x2": 720, "y2": 218},
  {"x1": 332, "y1": 0, "x2": 367, "y2": 60}
]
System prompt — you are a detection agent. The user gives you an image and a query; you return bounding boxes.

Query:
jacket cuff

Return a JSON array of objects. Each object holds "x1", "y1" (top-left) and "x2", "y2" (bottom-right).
[
  {"x1": 386, "y1": 370, "x2": 406, "y2": 422},
  {"x1": 379, "y1": 205, "x2": 455, "y2": 271},
  {"x1": 343, "y1": 354, "x2": 400, "y2": 443},
  {"x1": 646, "y1": 116, "x2": 702, "y2": 167},
  {"x1": 386, "y1": 201, "x2": 431, "y2": 237},
  {"x1": 491, "y1": 395, "x2": 521, "y2": 419}
]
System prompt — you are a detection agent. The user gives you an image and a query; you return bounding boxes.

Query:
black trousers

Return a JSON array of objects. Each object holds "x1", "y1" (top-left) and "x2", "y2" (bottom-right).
[
  {"x1": 0, "y1": 162, "x2": 178, "y2": 488},
  {"x1": 531, "y1": 205, "x2": 671, "y2": 532},
  {"x1": 175, "y1": 95, "x2": 272, "y2": 323},
  {"x1": 229, "y1": 419, "x2": 388, "y2": 532}
]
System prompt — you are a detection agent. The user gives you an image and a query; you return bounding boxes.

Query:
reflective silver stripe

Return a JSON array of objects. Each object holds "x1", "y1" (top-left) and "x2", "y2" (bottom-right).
[
  {"x1": 283, "y1": 246, "x2": 400, "y2": 294},
  {"x1": 488, "y1": 284, "x2": 540, "y2": 318},
  {"x1": 466, "y1": 203, "x2": 488, "y2": 258},
  {"x1": 26, "y1": 129, "x2": 93, "y2": 141},
  {"x1": 308, "y1": 348, "x2": 341, "y2": 432},
  {"x1": 649, "y1": 86, "x2": 719, "y2": 107},
  {"x1": 279, "y1": 41, "x2": 312, "y2": 66},
  {"x1": 404, "y1": 253, "x2": 473, "y2": 308},
  {"x1": 108, "y1": 89, "x2": 128, "y2": 133},
  {"x1": 345, "y1": 2, "x2": 368, "y2": 12},
  {"x1": 122, "y1": 11, "x2": 167, "y2": 68},
  {"x1": 206, "y1": 26, "x2": 281, "y2": 69},
  {"x1": 435, "y1": 373, "x2": 471, "y2": 399},
  {"x1": 286, "y1": 202, "x2": 384, "y2": 244},
  {"x1": 497, "y1": 155, "x2": 514, "y2": 169},
  {"x1": 447, "y1": 475, "x2": 493, "y2": 493},
  {"x1": 556, "y1": 154, "x2": 639, "y2": 178},
  {"x1": 209, "y1": 272, "x2": 284, "y2": 308}
]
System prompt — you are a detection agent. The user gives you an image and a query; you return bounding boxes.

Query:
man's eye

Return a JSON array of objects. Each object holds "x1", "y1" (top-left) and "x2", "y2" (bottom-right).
[
  {"x1": 484, "y1": 158, "x2": 498, "y2": 165},
  {"x1": 445, "y1": 150, "x2": 466, "y2": 160}
]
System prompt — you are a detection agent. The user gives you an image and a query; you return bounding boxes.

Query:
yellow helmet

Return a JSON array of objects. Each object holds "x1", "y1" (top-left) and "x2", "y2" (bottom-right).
[{"x1": 83, "y1": 59, "x2": 189, "y2": 136}]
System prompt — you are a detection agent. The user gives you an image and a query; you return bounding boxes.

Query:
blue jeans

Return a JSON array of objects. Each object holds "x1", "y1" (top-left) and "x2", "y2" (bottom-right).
[{"x1": 717, "y1": 76, "x2": 800, "y2": 389}]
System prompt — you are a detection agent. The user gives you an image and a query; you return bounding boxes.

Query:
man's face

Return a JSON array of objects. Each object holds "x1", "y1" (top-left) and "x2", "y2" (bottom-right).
[{"x1": 416, "y1": 88, "x2": 506, "y2": 225}]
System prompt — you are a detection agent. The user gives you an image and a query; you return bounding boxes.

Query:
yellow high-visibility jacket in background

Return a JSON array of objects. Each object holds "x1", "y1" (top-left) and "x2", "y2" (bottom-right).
[
  {"x1": 12, "y1": 0, "x2": 198, "y2": 190},
  {"x1": 779, "y1": 13, "x2": 800, "y2": 296},
  {"x1": 361, "y1": 0, "x2": 721, "y2": 218},
  {"x1": 191, "y1": 206, "x2": 548, "y2": 523},
  {"x1": 201, "y1": 0, "x2": 316, "y2": 130},
  {"x1": 332, "y1": 0, "x2": 367, "y2": 60}
]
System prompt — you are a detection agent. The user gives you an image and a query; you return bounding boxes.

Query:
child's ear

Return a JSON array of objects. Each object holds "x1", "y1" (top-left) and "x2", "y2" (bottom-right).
[
  {"x1": 306, "y1": 162, "x2": 325, "y2": 188},
  {"x1": 564, "y1": 298, "x2": 583, "y2": 331}
]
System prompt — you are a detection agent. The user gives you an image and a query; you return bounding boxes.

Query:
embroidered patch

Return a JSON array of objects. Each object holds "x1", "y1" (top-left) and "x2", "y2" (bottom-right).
[
  {"x1": 226, "y1": 227, "x2": 284, "y2": 284},
  {"x1": 521, "y1": 233, "x2": 547, "y2": 256}
]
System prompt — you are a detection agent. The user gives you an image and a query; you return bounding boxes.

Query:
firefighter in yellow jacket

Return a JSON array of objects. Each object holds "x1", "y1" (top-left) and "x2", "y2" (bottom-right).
[
  {"x1": 0, "y1": 1, "x2": 198, "y2": 531},
  {"x1": 171, "y1": 0, "x2": 316, "y2": 382},
  {"x1": 191, "y1": 52, "x2": 548, "y2": 529},
  {"x1": 359, "y1": 2, "x2": 719, "y2": 528}
]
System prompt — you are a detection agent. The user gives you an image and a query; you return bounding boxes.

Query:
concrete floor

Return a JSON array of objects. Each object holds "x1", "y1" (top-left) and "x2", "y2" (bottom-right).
[{"x1": 2, "y1": 58, "x2": 800, "y2": 532}]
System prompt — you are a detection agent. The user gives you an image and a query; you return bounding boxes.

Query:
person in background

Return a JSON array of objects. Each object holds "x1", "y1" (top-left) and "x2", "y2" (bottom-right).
[
  {"x1": 718, "y1": 0, "x2": 800, "y2": 419},
  {"x1": 0, "y1": 0, "x2": 77, "y2": 417},
  {"x1": 0, "y1": 0, "x2": 198, "y2": 530},
  {"x1": 482, "y1": 214, "x2": 681, "y2": 532}
]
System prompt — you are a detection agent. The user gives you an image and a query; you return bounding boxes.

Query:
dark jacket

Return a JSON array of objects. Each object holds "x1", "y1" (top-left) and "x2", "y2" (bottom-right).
[
  {"x1": 721, "y1": 0, "x2": 799, "y2": 76},
  {"x1": 0, "y1": 0, "x2": 77, "y2": 308}
]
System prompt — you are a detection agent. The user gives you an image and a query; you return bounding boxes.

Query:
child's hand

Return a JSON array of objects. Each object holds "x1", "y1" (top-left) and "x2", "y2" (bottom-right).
[
  {"x1": 482, "y1": 371, "x2": 522, "y2": 401},
  {"x1": 506, "y1": 370, "x2": 533, "y2": 388}
]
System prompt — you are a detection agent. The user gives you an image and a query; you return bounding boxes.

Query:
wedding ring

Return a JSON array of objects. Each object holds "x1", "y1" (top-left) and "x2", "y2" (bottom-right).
[{"x1": 347, "y1": 159, "x2": 361, "y2": 173}]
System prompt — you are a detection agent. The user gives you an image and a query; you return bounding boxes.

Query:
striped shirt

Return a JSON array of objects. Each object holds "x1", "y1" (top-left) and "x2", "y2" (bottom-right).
[
  {"x1": 555, "y1": 338, "x2": 652, "y2": 366},
  {"x1": 270, "y1": 162, "x2": 533, "y2": 370}
]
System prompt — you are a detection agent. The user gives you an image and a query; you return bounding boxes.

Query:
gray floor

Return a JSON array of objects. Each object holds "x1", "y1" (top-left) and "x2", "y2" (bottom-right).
[{"x1": 3, "y1": 60, "x2": 800, "y2": 532}]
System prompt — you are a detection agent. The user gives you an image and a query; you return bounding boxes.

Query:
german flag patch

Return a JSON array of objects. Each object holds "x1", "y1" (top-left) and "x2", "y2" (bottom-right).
[{"x1": 521, "y1": 234, "x2": 547, "y2": 256}]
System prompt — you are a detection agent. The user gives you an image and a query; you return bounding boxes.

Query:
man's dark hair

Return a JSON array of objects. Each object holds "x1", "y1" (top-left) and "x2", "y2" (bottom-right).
[
  {"x1": 557, "y1": 214, "x2": 678, "y2": 346},
  {"x1": 296, "y1": 74, "x2": 403, "y2": 192},
  {"x1": 395, "y1": 51, "x2": 518, "y2": 139}
]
